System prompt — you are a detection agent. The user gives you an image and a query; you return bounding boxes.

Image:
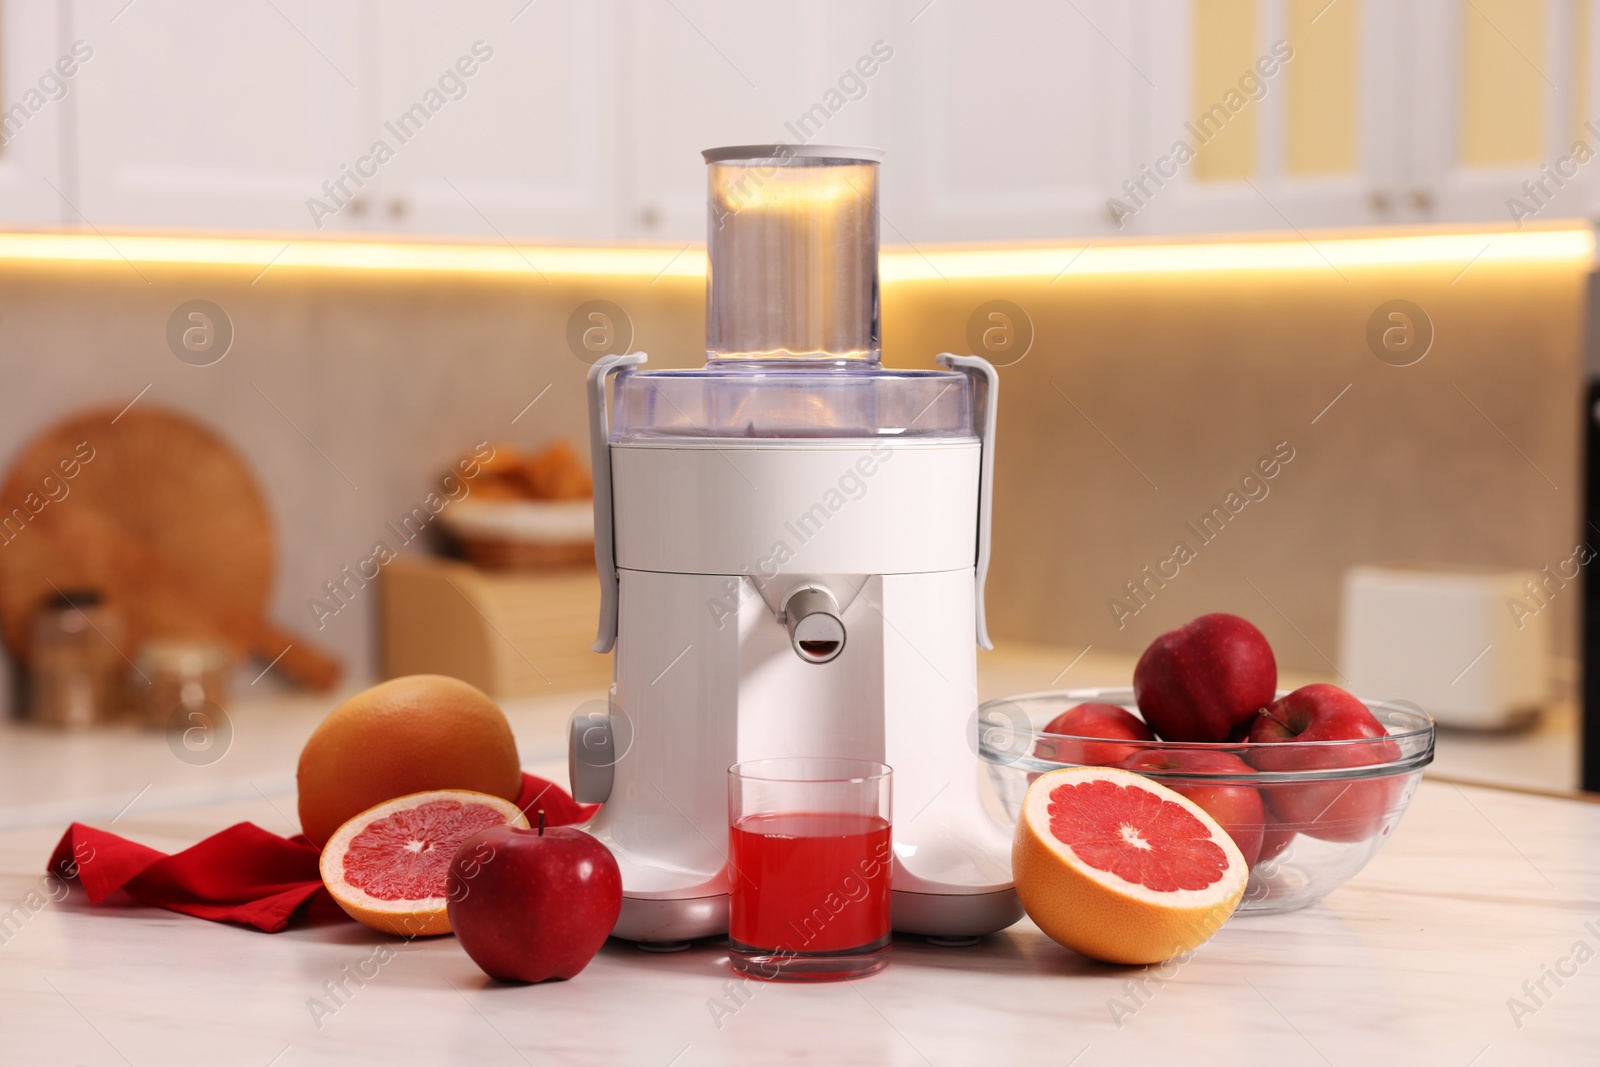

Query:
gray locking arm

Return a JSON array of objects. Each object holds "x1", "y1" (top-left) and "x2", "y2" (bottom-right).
[
  {"x1": 587, "y1": 352, "x2": 648, "y2": 653},
  {"x1": 937, "y1": 353, "x2": 997, "y2": 651},
  {"x1": 568, "y1": 711, "x2": 615, "y2": 804}
]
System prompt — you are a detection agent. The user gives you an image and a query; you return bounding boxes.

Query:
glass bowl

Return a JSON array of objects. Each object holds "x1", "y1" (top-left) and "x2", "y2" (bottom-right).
[{"x1": 978, "y1": 687, "x2": 1435, "y2": 914}]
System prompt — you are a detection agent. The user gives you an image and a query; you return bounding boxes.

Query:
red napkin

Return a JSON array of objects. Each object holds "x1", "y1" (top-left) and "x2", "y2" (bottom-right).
[{"x1": 47, "y1": 773, "x2": 597, "y2": 933}]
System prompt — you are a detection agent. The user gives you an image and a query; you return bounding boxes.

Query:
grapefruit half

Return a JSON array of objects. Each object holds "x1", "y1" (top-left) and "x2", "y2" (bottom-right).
[
  {"x1": 1013, "y1": 766, "x2": 1247, "y2": 964},
  {"x1": 319, "y1": 789, "x2": 529, "y2": 936}
]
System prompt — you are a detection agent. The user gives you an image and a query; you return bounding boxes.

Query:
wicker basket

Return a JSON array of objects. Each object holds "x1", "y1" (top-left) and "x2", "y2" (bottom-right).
[{"x1": 439, "y1": 500, "x2": 594, "y2": 571}]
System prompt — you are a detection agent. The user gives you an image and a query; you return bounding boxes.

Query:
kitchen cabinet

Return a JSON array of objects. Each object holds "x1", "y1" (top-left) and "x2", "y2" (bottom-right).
[
  {"x1": 1130, "y1": 0, "x2": 1401, "y2": 234},
  {"x1": 0, "y1": 1, "x2": 73, "y2": 223},
  {"x1": 1408, "y1": 0, "x2": 1595, "y2": 225},
  {"x1": 1133, "y1": 0, "x2": 1595, "y2": 236},
  {"x1": 362, "y1": 1, "x2": 622, "y2": 240},
  {"x1": 623, "y1": 1, "x2": 891, "y2": 241},
  {"x1": 63, "y1": 0, "x2": 619, "y2": 239},
  {"x1": 616, "y1": 0, "x2": 1149, "y2": 243},
  {"x1": 68, "y1": 0, "x2": 365, "y2": 231},
  {"x1": 872, "y1": 0, "x2": 1141, "y2": 241},
  {"x1": 3, "y1": 0, "x2": 1595, "y2": 240},
  {"x1": 620, "y1": 0, "x2": 1144, "y2": 243}
]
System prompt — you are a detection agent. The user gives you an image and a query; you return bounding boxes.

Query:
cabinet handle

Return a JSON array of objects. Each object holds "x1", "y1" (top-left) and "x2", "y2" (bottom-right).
[
  {"x1": 1368, "y1": 190, "x2": 1392, "y2": 214},
  {"x1": 1408, "y1": 188, "x2": 1434, "y2": 213},
  {"x1": 388, "y1": 198, "x2": 409, "y2": 221}
]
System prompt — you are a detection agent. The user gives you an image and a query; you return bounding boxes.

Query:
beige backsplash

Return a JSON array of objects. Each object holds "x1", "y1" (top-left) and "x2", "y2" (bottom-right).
[
  {"x1": 0, "y1": 259, "x2": 703, "y2": 686},
  {"x1": 883, "y1": 252, "x2": 1588, "y2": 674},
  {"x1": 0, "y1": 235, "x2": 1586, "y2": 686}
]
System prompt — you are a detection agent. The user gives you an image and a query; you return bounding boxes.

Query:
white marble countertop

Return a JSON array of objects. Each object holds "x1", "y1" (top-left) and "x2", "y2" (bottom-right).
[{"x1": 1, "y1": 645, "x2": 1595, "y2": 1064}]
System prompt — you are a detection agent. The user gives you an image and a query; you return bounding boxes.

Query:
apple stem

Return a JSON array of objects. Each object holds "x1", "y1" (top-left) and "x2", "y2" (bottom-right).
[{"x1": 537, "y1": 809, "x2": 546, "y2": 836}]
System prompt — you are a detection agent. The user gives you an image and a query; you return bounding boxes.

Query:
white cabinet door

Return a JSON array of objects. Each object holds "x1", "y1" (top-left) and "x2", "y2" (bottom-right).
[
  {"x1": 69, "y1": 0, "x2": 362, "y2": 231},
  {"x1": 1409, "y1": 0, "x2": 1588, "y2": 225},
  {"x1": 1132, "y1": 0, "x2": 1403, "y2": 235},
  {"x1": 365, "y1": 0, "x2": 621, "y2": 241},
  {"x1": 875, "y1": 0, "x2": 1140, "y2": 241},
  {"x1": 50, "y1": 0, "x2": 1589, "y2": 240},
  {"x1": 623, "y1": 0, "x2": 891, "y2": 242},
  {"x1": 0, "y1": 1, "x2": 72, "y2": 223}
]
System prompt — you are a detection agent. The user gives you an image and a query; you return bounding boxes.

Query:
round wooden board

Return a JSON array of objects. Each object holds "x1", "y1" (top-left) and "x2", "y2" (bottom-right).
[{"x1": 0, "y1": 406, "x2": 275, "y2": 663}]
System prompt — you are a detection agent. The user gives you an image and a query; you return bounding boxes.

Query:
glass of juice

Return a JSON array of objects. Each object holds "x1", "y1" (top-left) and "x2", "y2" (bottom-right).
[{"x1": 727, "y1": 757, "x2": 892, "y2": 981}]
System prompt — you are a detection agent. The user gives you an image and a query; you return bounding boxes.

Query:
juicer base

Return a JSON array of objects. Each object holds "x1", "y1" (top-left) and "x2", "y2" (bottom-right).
[
  {"x1": 614, "y1": 893, "x2": 729, "y2": 943},
  {"x1": 610, "y1": 888, "x2": 1024, "y2": 944},
  {"x1": 890, "y1": 888, "x2": 1024, "y2": 938}
]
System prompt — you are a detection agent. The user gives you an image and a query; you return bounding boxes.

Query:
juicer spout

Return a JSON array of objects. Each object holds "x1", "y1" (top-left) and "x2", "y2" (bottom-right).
[{"x1": 781, "y1": 585, "x2": 846, "y2": 664}]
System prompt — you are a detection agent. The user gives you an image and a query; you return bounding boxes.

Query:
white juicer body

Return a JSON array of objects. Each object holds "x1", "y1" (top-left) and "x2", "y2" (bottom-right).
[{"x1": 574, "y1": 354, "x2": 1020, "y2": 943}]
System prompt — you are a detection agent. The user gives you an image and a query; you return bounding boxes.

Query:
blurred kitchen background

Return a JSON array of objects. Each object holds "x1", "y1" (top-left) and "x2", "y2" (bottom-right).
[{"x1": 1, "y1": 0, "x2": 1595, "y2": 804}]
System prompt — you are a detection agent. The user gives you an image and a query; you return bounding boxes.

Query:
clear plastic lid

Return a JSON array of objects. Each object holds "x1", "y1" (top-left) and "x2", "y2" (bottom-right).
[
  {"x1": 611, "y1": 364, "x2": 972, "y2": 441},
  {"x1": 614, "y1": 144, "x2": 973, "y2": 442}
]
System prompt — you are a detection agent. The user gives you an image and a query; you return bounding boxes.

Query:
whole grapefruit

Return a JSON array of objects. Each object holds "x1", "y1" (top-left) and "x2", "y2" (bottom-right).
[{"x1": 297, "y1": 675, "x2": 522, "y2": 847}]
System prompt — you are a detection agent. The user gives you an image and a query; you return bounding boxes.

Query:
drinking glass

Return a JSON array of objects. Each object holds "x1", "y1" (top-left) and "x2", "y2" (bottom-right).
[{"x1": 727, "y1": 757, "x2": 892, "y2": 980}]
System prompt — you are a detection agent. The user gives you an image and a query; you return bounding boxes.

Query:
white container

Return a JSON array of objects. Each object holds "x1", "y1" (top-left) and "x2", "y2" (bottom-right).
[{"x1": 1339, "y1": 563, "x2": 1550, "y2": 730}]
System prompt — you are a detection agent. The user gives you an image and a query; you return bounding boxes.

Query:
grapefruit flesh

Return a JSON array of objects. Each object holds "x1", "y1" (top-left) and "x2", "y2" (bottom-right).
[
  {"x1": 320, "y1": 789, "x2": 528, "y2": 937},
  {"x1": 1013, "y1": 767, "x2": 1247, "y2": 965}
]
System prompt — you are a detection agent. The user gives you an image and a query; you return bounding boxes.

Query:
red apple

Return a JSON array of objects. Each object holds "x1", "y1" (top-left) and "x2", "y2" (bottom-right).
[
  {"x1": 1247, "y1": 684, "x2": 1403, "y2": 843},
  {"x1": 1133, "y1": 613, "x2": 1277, "y2": 742},
  {"x1": 1120, "y1": 749, "x2": 1265, "y2": 867},
  {"x1": 1036, "y1": 703, "x2": 1155, "y2": 766},
  {"x1": 446, "y1": 817, "x2": 622, "y2": 983}
]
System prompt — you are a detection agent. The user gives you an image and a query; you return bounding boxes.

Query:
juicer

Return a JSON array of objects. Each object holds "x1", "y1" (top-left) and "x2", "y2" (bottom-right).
[{"x1": 570, "y1": 144, "x2": 1020, "y2": 943}]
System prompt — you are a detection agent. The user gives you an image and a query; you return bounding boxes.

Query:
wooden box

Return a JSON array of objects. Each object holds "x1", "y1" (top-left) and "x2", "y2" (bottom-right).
[{"x1": 379, "y1": 555, "x2": 611, "y2": 697}]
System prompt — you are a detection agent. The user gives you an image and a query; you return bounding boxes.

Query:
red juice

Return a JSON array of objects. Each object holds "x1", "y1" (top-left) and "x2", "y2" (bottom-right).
[{"x1": 728, "y1": 811, "x2": 891, "y2": 953}]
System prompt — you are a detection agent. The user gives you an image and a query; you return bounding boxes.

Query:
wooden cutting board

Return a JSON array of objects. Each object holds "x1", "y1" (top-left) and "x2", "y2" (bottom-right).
[{"x1": 0, "y1": 405, "x2": 341, "y2": 689}]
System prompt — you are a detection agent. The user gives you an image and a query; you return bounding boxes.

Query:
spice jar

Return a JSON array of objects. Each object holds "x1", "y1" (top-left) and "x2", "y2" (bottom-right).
[
  {"x1": 28, "y1": 589, "x2": 126, "y2": 728},
  {"x1": 130, "y1": 640, "x2": 231, "y2": 730}
]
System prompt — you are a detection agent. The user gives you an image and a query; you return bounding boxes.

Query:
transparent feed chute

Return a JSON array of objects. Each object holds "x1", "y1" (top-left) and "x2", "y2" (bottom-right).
[{"x1": 609, "y1": 145, "x2": 973, "y2": 442}]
